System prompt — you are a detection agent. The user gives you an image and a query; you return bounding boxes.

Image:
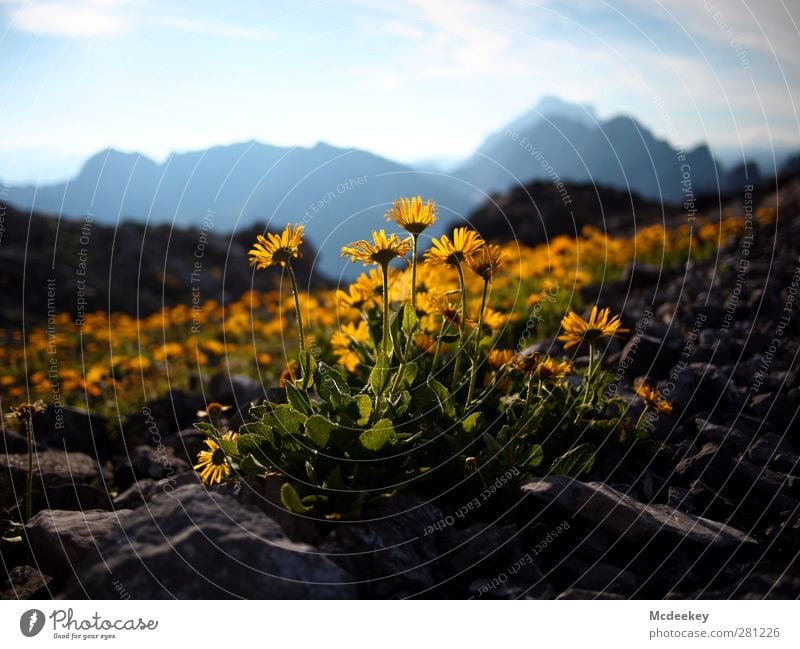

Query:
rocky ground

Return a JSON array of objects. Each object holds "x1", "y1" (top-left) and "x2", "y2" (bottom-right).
[{"x1": 2, "y1": 176, "x2": 799, "y2": 600}]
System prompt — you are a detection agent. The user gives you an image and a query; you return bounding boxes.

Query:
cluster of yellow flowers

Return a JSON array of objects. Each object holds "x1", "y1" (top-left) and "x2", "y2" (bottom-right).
[{"x1": 1, "y1": 201, "x2": 761, "y2": 415}]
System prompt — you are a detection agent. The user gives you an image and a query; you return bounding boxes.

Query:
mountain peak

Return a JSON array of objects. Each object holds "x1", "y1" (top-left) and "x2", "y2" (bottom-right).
[{"x1": 533, "y1": 95, "x2": 597, "y2": 126}]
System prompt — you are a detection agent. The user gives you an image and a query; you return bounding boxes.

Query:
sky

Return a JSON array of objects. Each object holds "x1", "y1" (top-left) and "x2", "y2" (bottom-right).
[{"x1": 0, "y1": 0, "x2": 798, "y2": 183}]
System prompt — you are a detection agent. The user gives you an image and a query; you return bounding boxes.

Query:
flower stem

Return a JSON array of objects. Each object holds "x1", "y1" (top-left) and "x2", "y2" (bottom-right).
[
  {"x1": 411, "y1": 234, "x2": 419, "y2": 313},
  {"x1": 466, "y1": 278, "x2": 489, "y2": 405},
  {"x1": 582, "y1": 342, "x2": 595, "y2": 408},
  {"x1": 381, "y1": 261, "x2": 390, "y2": 356},
  {"x1": 452, "y1": 260, "x2": 468, "y2": 386},
  {"x1": 286, "y1": 262, "x2": 306, "y2": 353},
  {"x1": 635, "y1": 404, "x2": 650, "y2": 432},
  {"x1": 25, "y1": 418, "x2": 34, "y2": 522},
  {"x1": 430, "y1": 319, "x2": 446, "y2": 377}
]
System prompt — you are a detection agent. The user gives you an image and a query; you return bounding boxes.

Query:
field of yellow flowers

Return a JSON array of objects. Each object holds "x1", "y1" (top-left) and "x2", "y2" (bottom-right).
[{"x1": 0, "y1": 204, "x2": 770, "y2": 420}]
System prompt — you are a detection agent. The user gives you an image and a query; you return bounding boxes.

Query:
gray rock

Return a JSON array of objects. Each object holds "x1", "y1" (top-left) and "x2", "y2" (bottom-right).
[
  {"x1": 0, "y1": 450, "x2": 100, "y2": 510},
  {"x1": 1, "y1": 428, "x2": 46, "y2": 454},
  {"x1": 208, "y1": 373, "x2": 264, "y2": 408},
  {"x1": 318, "y1": 493, "x2": 443, "y2": 597},
  {"x1": 618, "y1": 333, "x2": 679, "y2": 380},
  {"x1": 34, "y1": 405, "x2": 114, "y2": 459},
  {"x1": 0, "y1": 565, "x2": 53, "y2": 599},
  {"x1": 748, "y1": 433, "x2": 800, "y2": 475},
  {"x1": 438, "y1": 523, "x2": 520, "y2": 576},
  {"x1": 164, "y1": 428, "x2": 207, "y2": 465},
  {"x1": 112, "y1": 479, "x2": 159, "y2": 509},
  {"x1": 567, "y1": 559, "x2": 644, "y2": 594},
  {"x1": 667, "y1": 486, "x2": 697, "y2": 515},
  {"x1": 223, "y1": 475, "x2": 321, "y2": 544},
  {"x1": 25, "y1": 509, "x2": 134, "y2": 580},
  {"x1": 750, "y1": 393, "x2": 797, "y2": 432},
  {"x1": 556, "y1": 588, "x2": 625, "y2": 599},
  {"x1": 695, "y1": 418, "x2": 753, "y2": 452},
  {"x1": 62, "y1": 484, "x2": 355, "y2": 599},
  {"x1": 694, "y1": 572, "x2": 800, "y2": 599},
  {"x1": 113, "y1": 444, "x2": 189, "y2": 489},
  {"x1": 521, "y1": 477, "x2": 758, "y2": 551},
  {"x1": 674, "y1": 442, "x2": 734, "y2": 488}
]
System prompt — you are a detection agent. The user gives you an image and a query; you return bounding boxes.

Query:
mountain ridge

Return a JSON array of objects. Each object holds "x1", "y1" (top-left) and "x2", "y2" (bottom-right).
[{"x1": 3, "y1": 97, "x2": 795, "y2": 279}]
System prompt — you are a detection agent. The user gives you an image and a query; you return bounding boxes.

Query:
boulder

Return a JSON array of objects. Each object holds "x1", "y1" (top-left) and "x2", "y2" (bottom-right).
[
  {"x1": 521, "y1": 477, "x2": 758, "y2": 552},
  {"x1": 674, "y1": 442, "x2": 735, "y2": 488},
  {"x1": 748, "y1": 433, "x2": 800, "y2": 475},
  {"x1": 61, "y1": 484, "x2": 356, "y2": 598},
  {"x1": 318, "y1": 493, "x2": 443, "y2": 598},
  {"x1": 0, "y1": 565, "x2": 53, "y2": 599},
  {"x1": 34, "y1": 405, "x2": 116, "y2": 460},
  {"x1": 0, "y1": 450, "x2": 100, "y2": 511},
  {"x1": 25, "y1": 509, "x2": 134, "y2": 580},
  {"x1": 112, "y1": 444, "x2": 190, "y2": 490}
]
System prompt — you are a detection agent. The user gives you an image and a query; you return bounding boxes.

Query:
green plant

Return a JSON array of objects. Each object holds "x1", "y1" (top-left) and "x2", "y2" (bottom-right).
[
  {"x1": 193, "y1": 197, "x2": 656, "y2": 517},
  {"x1": 5, "y1": 400, "x2": 47, "y2": 522}
]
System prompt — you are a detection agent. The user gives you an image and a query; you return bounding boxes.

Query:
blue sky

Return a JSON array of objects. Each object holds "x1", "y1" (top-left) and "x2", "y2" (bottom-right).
[{"x1": 0, "y1": 0, "x2": 798, "y2": 183}]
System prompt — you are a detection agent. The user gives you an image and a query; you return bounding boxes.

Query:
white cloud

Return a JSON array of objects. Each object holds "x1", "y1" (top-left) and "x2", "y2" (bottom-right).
[
  {"x1": 3, "y1": 0, "x2": 272, "y2": 40},
  {"x1": 8, "y1": 0, "x2": 129, "y2": 37}
]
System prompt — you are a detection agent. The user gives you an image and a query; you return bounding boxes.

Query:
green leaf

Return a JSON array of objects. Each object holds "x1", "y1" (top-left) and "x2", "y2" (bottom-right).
[
  {"x1": 285, "y1": 381, "x2": 314, "y2": 416},
  {"x1": 305, "y1": 414, "x2": 336, "y2": 447},
  {"x1": 354, "y1": 394, "x2": 372, "y2": 426},
  {"x1": 270, "y1": 404, "x2": 306, "y2": 435},
  {"x1": 249, "y1": 404, "x2": 273, "y2": 419},
  {"x1": 239, "y1": 454, "x2": 268, "y2": 474},
  {"x1": 427, "y1": 376, "x2": 456, "y2": 419},
  {"x1": 297, "y1": 350, "x2": 316, "y2": 389},
  {"x1": 524, "y1": 444, "x2": 544, "y2": 469},
  {"x1": 396, "y1": 362, "x2": 418, "y2": 390},
  {"x1": 324, "y1": 466, "x2": 347, "y2": 489},
  {"x1": 389, "y1": 308, "x2": 403, "y2": 352},
  {"x1": 482, "y1": 431, "x2": 503, "y2": 454},
  {"x1": 402, "y1": 303, "x2": 417, "y2": 335},
  {"x1": 193, "y1": 422, "x2": 218, "y2": 437},
  {"x1": 280, "y1": 482, "x2": 313, "y2": 514},
  {"x1": 236, "y1": 433, "x2": 268, "y2": 456},
  {"x1": 317, "y1": 362, "x2": 350, "y2": 407},
  {"x1": 305, "y1": 460, "x2": 318, "y2": 484},
  {"x1": 370, "y1": 353, "x2": 391, "y2": 395},
  {"x1": 393, "y1": 390, "x2": 412, "y2": 417},
  {"x1": 359, "y1": 418, "x2": 396, "y2": 451},
  {"x1": 550, "y1": 443, "x2": 596, "y2": 478},
  {"x1": 216, "y1": 436, "x2": 239, "y2": 456},
  {"x1": 461, "y1": 411, "x2": 482, "y2": 433}
]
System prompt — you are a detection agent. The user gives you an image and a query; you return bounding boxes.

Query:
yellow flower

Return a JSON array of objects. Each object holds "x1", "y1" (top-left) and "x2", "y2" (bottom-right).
[
  {"x1": 194, "y1": 432, "x2": 238, "y2": 485},
  {"x1": 341, "y1": 229, "x2": 412, "y2": 266},
  {"x1": 558, "y1": 306, "x2": 628, "y2": 349},
  {"x1": 487, "y1": 349, "x2": 514, "y2": 369},
  {"x1": 337, "y1": 282, "x2": 374, "y2": 312},
  {"x1": 331, "y1": 321, "x2": 369, "y2": 372},
  {"x1": 415, "y1": 333, "x2": 438, "y2": 355},
  {"x1": 385, "y1": 196, "x2": 437, "y2": 235},
  {"x1": 466, "y1": 243, "x2": 504, "y2": 280},
  {"x1": 634, "y1": 380, "x2": 673, "y2": 414},
  {"x1": 424, "y1": 227, "x2": 483, "y2": 267},
  {"x1": 480, "y1": 307, "x2": 508, "y2": 331},
  {"x1": 429, "y1": 294, "x2": 468, "y2": 326},
  {"x1": 248, "y1": 224, "x2": 305, "y2": 268},
  {"x1": 538, "y1": 356, "x2": 572, "y2": 380}
]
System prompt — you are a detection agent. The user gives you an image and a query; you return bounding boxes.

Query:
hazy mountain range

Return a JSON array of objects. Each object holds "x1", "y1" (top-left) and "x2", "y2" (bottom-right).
[{"x1": 3, "y1": 96, "x2": 793, "y2": 278}]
